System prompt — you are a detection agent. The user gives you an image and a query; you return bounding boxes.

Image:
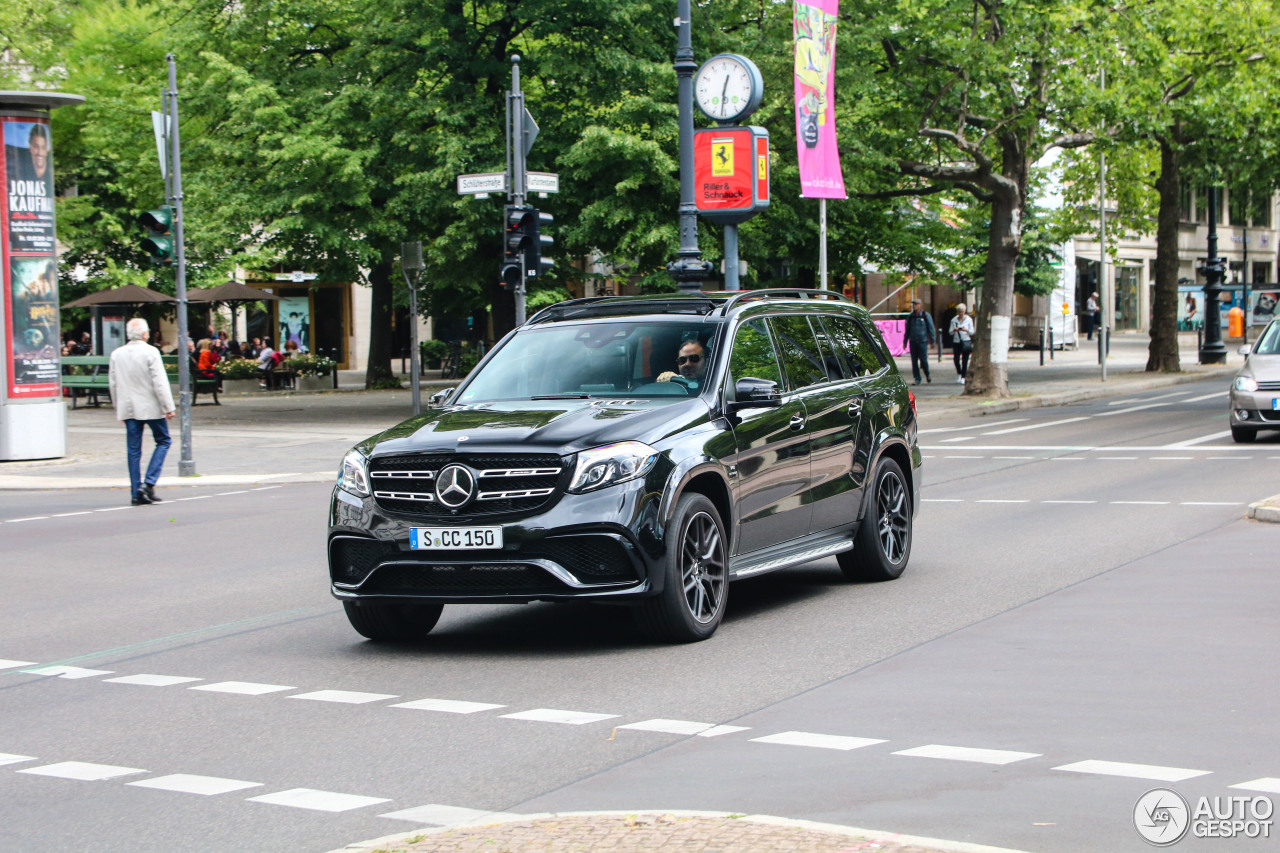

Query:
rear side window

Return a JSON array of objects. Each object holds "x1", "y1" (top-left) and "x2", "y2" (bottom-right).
[
  {"x1": 728, "y1": 319, "x2": 783, "y2": 387},
  {"x1": 770, "y1": 315, "x2": 829, "y2": 390},
  {"x1": 823, "y1": 315, "x2": 885, "y2": 378}
]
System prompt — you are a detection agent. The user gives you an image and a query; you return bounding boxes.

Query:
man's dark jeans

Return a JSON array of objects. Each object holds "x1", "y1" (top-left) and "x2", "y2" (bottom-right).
[
  {"x1": 125, "y1": 418, "x2": 171, "y2": 499},
  {"x1": 908, "y1": 340, "x2": 931, "y2": 383}
]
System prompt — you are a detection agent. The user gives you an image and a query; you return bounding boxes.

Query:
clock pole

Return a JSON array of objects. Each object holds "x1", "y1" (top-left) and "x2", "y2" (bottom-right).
[{"x1": 667, "y1": 0, "x2": 711, "y2": 292}]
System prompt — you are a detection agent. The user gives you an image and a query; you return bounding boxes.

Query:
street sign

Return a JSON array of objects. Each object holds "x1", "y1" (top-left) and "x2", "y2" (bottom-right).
[
  {"x1": 523, "y1": 109, "x2": 539, "y2": 155},
  {"x1": 274, "y1": 271, "x2": 318, "y2": 283},
  {"x1": 527, "y1": 172, "x2": 560, "y2": 194},
  {"x1": 151, "y1": 111, "x2": 168, "y2": 180},
  {"x1": 457, "y1": 173, "x2": 507, "y2": 195}
]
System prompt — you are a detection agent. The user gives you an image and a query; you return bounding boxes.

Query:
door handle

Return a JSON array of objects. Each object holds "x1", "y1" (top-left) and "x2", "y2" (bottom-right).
[
  {"x1": 789, "y1": 414, "x2": 806, "y2": 431},
  {"x1": 847, "y1": 399, "x2": 863, "y2": 417}
]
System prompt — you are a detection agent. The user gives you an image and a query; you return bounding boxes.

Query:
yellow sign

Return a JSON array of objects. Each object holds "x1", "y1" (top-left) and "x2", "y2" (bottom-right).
[
  {"x1": 712, "y1": 138, "x2": 734, "y2": 177},
  {"x1": 757, "y1": 154, "x2": 767, "y2": 181},
  {"x1": 1062, "y1": 302, "x2": 1070, "y2": 315}
]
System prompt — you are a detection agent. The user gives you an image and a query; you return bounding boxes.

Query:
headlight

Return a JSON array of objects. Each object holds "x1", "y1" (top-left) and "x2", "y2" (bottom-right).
[
  {"x1": 568, "y1": 442, "x2": 658, "y2": 494},
  {"x1": 337, "y1": 449, "x2": 371, "y2": 497},
  {"x1": 1234, "y1": 376, "x2": 1259, "y2": 392}
]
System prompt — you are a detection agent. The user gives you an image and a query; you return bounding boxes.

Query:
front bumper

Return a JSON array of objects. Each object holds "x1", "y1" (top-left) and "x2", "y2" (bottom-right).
[
  {"x1": 1229, "y1": 389, "x2": 1280, "y2": 429},
  {"x1": 328, "y1": 477, "x2": 663, "y2": 604}
]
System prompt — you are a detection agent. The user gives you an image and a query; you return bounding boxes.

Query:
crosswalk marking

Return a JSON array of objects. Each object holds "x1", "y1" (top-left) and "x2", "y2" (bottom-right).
[
  {"x1": 0, "y1": 660, "x2": 36, "y2": 670},
  {"x1": 893, "y1": 744, "x2": 1041, "y2": 765},
  {"x1": 128, "y1": 774, "x2": 263, "y2": 795},
  {"x1": 190, "y1": 681, "x2": 295, "y2": 696},
  {"x1": 501, "y1": 708, "x2": 619, "y2": 725},
  {"x1": 18, "y1": 761, "x2": 145, "y2": 781},
  {"x1": 104, "y1": 674, "x2": 202, "y2": 687},
  {"x1": 290, "y1": 690, "x2": 399, "y2": 705},
  {"x1": 618, "y1": 719, "x2": 750, "y2": 737},
  {"x1": 751, "y1": 731, "x2": 885, "y2": 751},
  {"x1": 23, "y1": 665, "x2": 113, "y2": 679},
  {"x1": 246, "y1": 788, "x2": 390, "y2": 812},
  {"x1": 1053, "y1": 759, "x2": 1210, "y2": 782},
  {"x1": 0, "y1": 753, "x2": 35, "y2": 766},
  {"x1": 1229, "y1": 778, "x2": 1280, "y2": 794},
  {"x1": 380, "y1": 804, "x2": 510, "y2": 825},
  {"x1": 391, "y1": 698, "x2": 506, "y2": 714}
]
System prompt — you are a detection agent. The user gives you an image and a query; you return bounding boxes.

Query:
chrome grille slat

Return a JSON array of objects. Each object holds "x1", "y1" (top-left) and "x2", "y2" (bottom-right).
[
  {"x1": 374, "y1": 491, "x2": 435, "y2": 502},
  {"x1": 479, "y1": 468, "x2": 561, "y2": 477},
  {"x1": 478, "y1": 488, "x2": 556, "y2": 501},
  {"x1": 372, "y1": 470, "x2": 436, "y2": 479},
  {"x1": 369, "y1": 454, "x2": 564, "y2": 517}
]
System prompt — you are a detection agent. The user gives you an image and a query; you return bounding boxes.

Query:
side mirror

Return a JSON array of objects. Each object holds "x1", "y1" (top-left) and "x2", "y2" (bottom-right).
[
  {"x1": 1238, "y1": 345, "x2": 1252, "y2": 357},
  {"x1": 728, "y1": 377, "x2": 782, "y2": 412},
  {"x1": 429, "y1": 388, "x2": 454, "y2": 408}
]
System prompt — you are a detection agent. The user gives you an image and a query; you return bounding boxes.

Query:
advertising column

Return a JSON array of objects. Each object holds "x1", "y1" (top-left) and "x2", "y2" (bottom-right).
[{"x1": 0, "y1": 92, "x2": 83, "y2": 461}]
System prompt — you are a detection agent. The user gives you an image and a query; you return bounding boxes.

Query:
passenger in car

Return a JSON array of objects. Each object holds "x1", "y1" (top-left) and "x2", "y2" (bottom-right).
[{"x1": 656, "y1": 340, "x2": 709, "y2": 390}]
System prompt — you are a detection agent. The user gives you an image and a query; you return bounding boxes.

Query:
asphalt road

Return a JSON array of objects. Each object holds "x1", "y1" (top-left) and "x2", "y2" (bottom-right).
[{"x1": 1, "y1": 377, "x2": 1278, "y2": 852}]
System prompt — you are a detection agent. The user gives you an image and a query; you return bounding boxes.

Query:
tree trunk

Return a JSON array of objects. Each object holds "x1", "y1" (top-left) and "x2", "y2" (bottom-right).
[
  {"x1": 364, "y1": 249, "x2": 396, "y2": 388},
  {"x1": 1147, "y1": 137, "x2": 1182, "y2": 372}
]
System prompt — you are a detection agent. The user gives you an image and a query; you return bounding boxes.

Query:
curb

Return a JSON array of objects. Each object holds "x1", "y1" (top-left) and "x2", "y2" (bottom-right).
[
  {"x1": 326, "y1": 810, "x2": 1033, "y2": 853},
  {"x1": 1247, "y1": 494, "x2": 1280, "y2": 524}
]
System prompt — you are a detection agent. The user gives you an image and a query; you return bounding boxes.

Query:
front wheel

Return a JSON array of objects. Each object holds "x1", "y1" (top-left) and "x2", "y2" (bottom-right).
[
  {"x1": 343, "y1": 600, "x2": 444, "y2": 641},
  {"x1": 1231, "y1": 425, "x2": 1257, "y2": 443},
  {"x1": 635, "y1": 493, "x2": 729, "y2": 643},
  {"x1": 839, "y1": 457, "x2": 912, "y2": 582}
]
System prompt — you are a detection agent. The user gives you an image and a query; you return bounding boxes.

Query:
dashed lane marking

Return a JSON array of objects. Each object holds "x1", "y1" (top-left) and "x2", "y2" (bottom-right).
[
  {"x1": 23, "y1": 666, "x2": 114, "y2": 679},
  {"x1": 290, "y1": 690, "x2": 399, "y2": 705},
  {"x1": 500, "y1": 708, "x2": 620, "y2": 725},
  {"x1": 246, "y1": 788, "x2": 391, "y2": 812},
  {"x1": 104, "y1": 674, "x2": 202, "y2": 687},
  {"x1": 0, "y1": 484, "x2": 295, "y2": 526},
  {"x1": 0, "y1": 660, "x2": 36, "y2": 670},
  {"x1": 1053, "y1": 759, "x2": 1211, "y2": 783},
  {"x1": 128, "y1": 774, "x2": 263, "y2": 796},
  {"x1": 1111, "y1": 501, "x2": 1169, "y2": 505},
  {"x1": 52, "y1": 512, "x2": 92, "y2": 518},
  {"x1": 391, "y1": 698, "x2": 506, "y2": 714},
  {"x1": 923, "y1": 499, "x2": 1239, "y2": 507},
  {"x1": 1230, "y1": 778, "x2": 1280, "y2": 794},
  {"x1": 618, "y1": 719, "x2": 751, "y2": 737},
  {"x1": 189, "y1": 681, "x2": 296, "y2": 696},
  {"x1": 380, "y1": 804, "x2": 515, "y2": 825},
  {"x1": 0, "y1": 754, "x2": 35, "y2": 766},
  {"x1": 982, "y1": 417, "x2": 1091, "y2": 435},
  {"x1": 18, "y1": 761, "x2": 145, "y2": 781},
  {"x1": 6, "y1": 516, "x2": 49, "y2": 522},
  {"x1": 977, "y1": 500, "x2": 1028, "y2": 504},
  {"x1": 1183, "y1": 391, "x2": 1229, "y2": 403},
  {"x1": 892, "y1": 745, "x2": 1041, "y2": 765},
  {"x1": 918, "y1": 419, "x2": 1027, "y2": 435},
  {"x1": 751, "y1": 731, "x2": 886, "y2": 751},
  {"x1": 1107, "y1": 391, "x2": 1193, "y2": 406}
]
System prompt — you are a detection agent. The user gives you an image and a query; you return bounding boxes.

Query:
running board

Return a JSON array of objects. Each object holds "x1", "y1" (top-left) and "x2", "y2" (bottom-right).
[{"x1": 730, "y1": 539, "x2": 854, "y2": 579}]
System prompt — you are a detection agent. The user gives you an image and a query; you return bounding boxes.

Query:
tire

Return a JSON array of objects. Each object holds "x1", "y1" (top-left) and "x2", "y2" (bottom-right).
[
  {"x1": 1231, "y1": 425, "x2": 1257, "y2": 443},
  {"x1": 839, "y1": 457, "x2": 912, "y2": 582},
  {"x1": 343, "y1": 600, "x2": 444, "y2": 641},
  {"x1": 635, "y1": 493, "x2": 729, "y2": 643}
]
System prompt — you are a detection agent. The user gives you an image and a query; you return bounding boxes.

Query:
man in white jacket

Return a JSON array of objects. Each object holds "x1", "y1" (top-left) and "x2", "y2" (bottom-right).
[{"x1": 108, "y1": 318, "x2": 175, "y2": 505}]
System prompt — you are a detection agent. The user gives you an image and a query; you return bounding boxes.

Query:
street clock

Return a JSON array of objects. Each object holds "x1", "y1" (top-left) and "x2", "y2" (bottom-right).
[{"x1": 694, "y1": 54, "x2": 763, "y2": 125}]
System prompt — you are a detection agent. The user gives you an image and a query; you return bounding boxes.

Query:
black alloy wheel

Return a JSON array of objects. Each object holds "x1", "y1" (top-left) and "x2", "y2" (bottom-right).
[
  {"x1": 343, "y1": 600, "x2": 445, "y2": 642},
  {"x1": 636, "y1": 493, "x2": 729, "y2": 643},
  {"x1": 838, "y1": 456, "x2": 912, "y2": 582}
]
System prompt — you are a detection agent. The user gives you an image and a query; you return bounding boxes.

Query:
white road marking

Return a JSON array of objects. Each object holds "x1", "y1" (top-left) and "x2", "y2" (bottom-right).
[
  {"x1": 18, "y1": 761, "x2": 145, "y2": 781},
  {"x1": 1107, "y1": 391, "x2": 1192, "y2": 406},
  {"x1": 290, "y1": 690, "x2": 398, "y2": 705},
  {"x1": 0, "y1": 753, "x2": 36, "y2": 766},
  {"x1": 1111, "y1": 501, "x2": 1169, "y2": 505},
  {"x1": 1207, "y1": 456, "x2": 1250, "y2": 461},
  {"x1": 171, "y1": 495, "x2": 212, "y2": 502},
  {"x1": 246, "y1": 788, "x2": 390, "y2": 812},
  {"x1": 940, "y1": 436, "x2": 976, "y2": 443},
  {"x1": 922, "y1": 499, "x2": 964, "y2": 503},
  {"x1": 1230, "y1": 778, "x2": 1280, "y2": 795},
  {"x1": 23, "y1": 665, "x2": 113, "y2": 679},
  {"x1": 977, "y1": 500, "x2": 1028, "y2": 504},
  {"x1": 1182, "y1": 391, "x2": 1228, "y2": 403},
  {"x1": 893, "y1": 744, "x2": 1041, "y2": 765},
  {"x1": 1180, "y1": 502, "x2": 1243, "y2": 506},
  {"x1": 750, "y1": 731, "x2": 886, "y2": 751},
  {"x1": 918, "y1": 419, "x2": 1027, "y2": 435},
  {"x1": 1096, "y1": 403, "x2": 1175, "y2": 417},
  {"x1": 381, "y1": 804, "x2": 510, "y2": 825},
  {"x1": 95, "y1": 506, "x2": 133, "y2": 512},
  {"x1": 983, "y1": 417, "x2": 1090, "y2": 435},
  {"x1": 190, "y1": 681, "x2": 295, "y2": 696},
  {"x1": 1093, "y1": 456, "x2": 1137, "y2": 460},
  {"x1": 1150, "y1": 456, "x2": 1193, "y2": 460},
  {"x1": 500, "y1": 708, "x2": 620, "y2": 725},
  {"x1": 1166, "y1": 431, "x2": 1233, "y2": 447},
  {"x1": 250, "y1": 486, "x2": 282, "y2": 491},
  {"x1": 1050, "y1": 457, "x2": 1085, "y2": 461},
  {"x1": 1053, "y1": 759, "x2": 1210, "y2": 782},
  {"x1": 217, "y1": 491, "x2": 250, "y2": 496},
  {"x1": 52, "y1": 512, "x2": 92, "y2": 518},
  {"x1": 128, "y1": 774, "x2": 263, "y2": 796},
  {"x1": 1043, "y1": 500, "x2": 1096, "y2": 504},
  {"x1": 104, "y1": 674, "x2": 202, "y2": 687},
  {"x1": 618, "y1": 719, "x2": 750, "y2": 737},
  {"x1": 391, "y1": 698, "x2": 506, "y2": 714},
  {"x1": 0, "y1": 659, "x2": 36, "y2": 670},
  {"x1": 944, "y1": 455, "x2": 984, "y2": 459},
  {"x1": 993, "y1": 456, "x2": 1034, "y2": 460},
  {"x1": 6, "y1": 516, "x2": 49, "y2": 522}
]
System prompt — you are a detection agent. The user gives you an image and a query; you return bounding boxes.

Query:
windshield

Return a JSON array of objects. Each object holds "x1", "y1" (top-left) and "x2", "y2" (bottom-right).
[
  {"x1": 457, "y1": 321, "x2": 722, "y2": 404},
  {"x1": 1255, "y1": 318, "x2": 1280, "y2": 356}
]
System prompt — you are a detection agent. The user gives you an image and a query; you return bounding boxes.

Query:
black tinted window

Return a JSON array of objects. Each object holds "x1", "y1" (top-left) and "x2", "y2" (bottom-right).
[
  {"x1": 728, "y1": 318, "x2": 783, "y2": 388},
  {"x1": 812, "y1": 316, "x2": 850, "y2": 381},
  {"x1": 824, "y1": 315, "x2": 884, "y2": 378},
  {"x1": 771, "y1": 315, "x2": 829, "y2": 390}
]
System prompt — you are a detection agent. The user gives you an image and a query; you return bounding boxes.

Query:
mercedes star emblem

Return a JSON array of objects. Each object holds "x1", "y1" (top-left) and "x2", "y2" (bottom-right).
[{"x1": 435, "y1": 464, "x2": 475, "y2": 508}]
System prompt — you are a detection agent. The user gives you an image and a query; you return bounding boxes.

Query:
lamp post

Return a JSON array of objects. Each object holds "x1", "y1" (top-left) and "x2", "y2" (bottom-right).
[
  {"x1": 1199, "y1": 181, "x2": 1228, "y2": 364},
  {"x1": 666, "y1": 0, "x2": 712, "y2": 292},
  {"x1": 402, "y1": 241, "x2": 423, "y2": 414}
]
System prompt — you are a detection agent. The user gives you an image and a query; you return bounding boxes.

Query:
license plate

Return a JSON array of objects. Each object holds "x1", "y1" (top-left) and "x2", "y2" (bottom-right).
[
  {"x1": 410, "y1": 527, "x2": 503, "y2": 550},
  {"x1": 1273, "y1": 398, "x2": 1279, "y2": 411}
]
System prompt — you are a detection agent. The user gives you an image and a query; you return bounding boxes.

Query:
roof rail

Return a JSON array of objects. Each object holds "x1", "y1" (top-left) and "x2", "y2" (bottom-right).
[
  {"x1": 525, "y1": 296, "x2": 615, "y2": 325},
  {"x1": 526, "y1": 294, "x2": 722, "y2": 324},
  {"x1": 716, "y1": 288, "x2": 851, "y2": 315}
]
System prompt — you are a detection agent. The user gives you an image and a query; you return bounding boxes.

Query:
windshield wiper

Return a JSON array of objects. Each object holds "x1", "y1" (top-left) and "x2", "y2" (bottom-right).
[{"x1": 530, "y1": 394, "x2": 593, "y2": 400}]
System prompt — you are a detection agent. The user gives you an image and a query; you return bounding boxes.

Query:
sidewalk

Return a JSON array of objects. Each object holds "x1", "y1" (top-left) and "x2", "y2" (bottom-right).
[{"x1": 0, "y1": 331, "x2": 1238, "y2": 493}]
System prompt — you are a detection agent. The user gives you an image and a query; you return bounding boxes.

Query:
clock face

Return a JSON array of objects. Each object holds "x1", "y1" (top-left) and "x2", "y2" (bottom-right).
[{"x1": 695, "y1": 55, "x2": 759, "y2": 122}]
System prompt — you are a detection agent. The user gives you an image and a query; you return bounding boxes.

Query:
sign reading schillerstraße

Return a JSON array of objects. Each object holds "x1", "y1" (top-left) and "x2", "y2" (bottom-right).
[{"x1": 457, "y1": 173, "x2": 506, "y2": 195}]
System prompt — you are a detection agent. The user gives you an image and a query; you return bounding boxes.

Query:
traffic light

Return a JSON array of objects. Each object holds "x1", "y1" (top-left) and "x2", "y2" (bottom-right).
[
  {"x1": 527, "y1": 209, "x2": 553, "y2": 278},
  {"x1": 138, "y1": 205, "x2": 175, "y2": 264},
  {"x1": 501, "y1": 205, "x2": 528, "y2": 290}
]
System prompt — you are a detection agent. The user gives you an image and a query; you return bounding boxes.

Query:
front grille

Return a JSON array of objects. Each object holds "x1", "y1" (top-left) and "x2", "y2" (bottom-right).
[
  {"x1": 359, "y1": 563, "x2": 560, "y2": 595},
  {"x1": 369, "y1": 453, "x2": 565, "y2": 517},
  {"x1": 1257, "y1": 381, "x2": 1280, "y2": 391},
  {"x1": 1257, "y1": 409, "x2": 1280, "y2": 422}
]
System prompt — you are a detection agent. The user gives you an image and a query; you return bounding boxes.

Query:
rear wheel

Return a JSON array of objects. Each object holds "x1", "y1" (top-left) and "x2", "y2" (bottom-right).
[
  {"x1": 839, "y1": 457, "x2": 912, "y2": 582},
  {"x1": 343, "y1": 601, "x2": 444, "y2": 641},
  {"x1": 1231, "y1": 425, "x2": 1257, "y2": 443},
  {"x1": 635, "y1": 493, "x2": 728, "y2": 643}
]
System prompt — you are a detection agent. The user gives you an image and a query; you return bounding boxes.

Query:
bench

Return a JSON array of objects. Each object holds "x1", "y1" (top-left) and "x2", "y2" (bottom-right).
[
  {"x1": 60, "y1": 354, "x2": 220, "y2": 409},
  {"x1": 160, "y1": 356, "x2": 220, "y2": 405}
]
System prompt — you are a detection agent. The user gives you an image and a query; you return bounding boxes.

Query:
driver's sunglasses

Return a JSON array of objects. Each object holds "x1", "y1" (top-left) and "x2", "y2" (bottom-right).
[{"x1": 677, "y1": 354, "x2": 703, "y2": 365}]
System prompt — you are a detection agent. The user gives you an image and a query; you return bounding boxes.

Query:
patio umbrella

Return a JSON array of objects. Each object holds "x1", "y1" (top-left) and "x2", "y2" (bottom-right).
[
  {"x1": 62, "y1": 284, "x2": 176, "y2": 308},
  {"x1": 186, "y1": 281, "x2": 280, "y2": 304}
]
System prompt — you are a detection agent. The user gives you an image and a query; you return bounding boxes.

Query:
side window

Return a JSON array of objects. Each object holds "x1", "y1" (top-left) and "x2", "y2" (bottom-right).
[
  {"x1": 811, "y1": 316, "x2": 850, "y2": 381},
  {"x1": 770, "y1": 315, "x2": 829, "y2": 390},
  {"x1": 824, "y1": 315, "x2": 884, "y2": 378},
  {"x1": 728, "y1": 319, "x2": 783, "y2": 387}
]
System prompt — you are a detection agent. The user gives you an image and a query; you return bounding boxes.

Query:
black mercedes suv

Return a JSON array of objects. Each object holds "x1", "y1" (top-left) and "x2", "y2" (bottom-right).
[{"x1": 330, "y1": 290, "x2": 922, "y2": 643}]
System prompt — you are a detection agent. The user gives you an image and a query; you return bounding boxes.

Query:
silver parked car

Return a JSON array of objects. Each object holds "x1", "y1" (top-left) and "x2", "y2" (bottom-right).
[{"x1": 1230, "y1": 317, "x2": 1280, "y2": 442}]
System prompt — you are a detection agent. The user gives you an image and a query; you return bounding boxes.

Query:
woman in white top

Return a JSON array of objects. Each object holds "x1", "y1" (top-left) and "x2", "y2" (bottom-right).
[{"x1": 948, "y1": 303, "x2": 976, "y2": 384}]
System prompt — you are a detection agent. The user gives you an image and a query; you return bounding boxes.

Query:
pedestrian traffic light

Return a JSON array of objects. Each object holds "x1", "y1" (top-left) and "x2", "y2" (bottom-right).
[
  {"x1": 138, "y1": 205, "x2": 175, "y2": 264},
  {"x1": 527, "y1": 209, "x2": 553, "y2": 278},
  {"x1": 502, "y1": 205, "x2": 537, "y2": 290}
]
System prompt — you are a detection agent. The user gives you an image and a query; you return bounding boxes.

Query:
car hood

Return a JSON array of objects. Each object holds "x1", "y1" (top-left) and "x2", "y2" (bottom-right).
[
  {"x1": 365, "y1": 398, "x2": 712, "y2": 458},
  {"x1": 1238, "y1": 353, "x2": 1280, "y2": 382}
]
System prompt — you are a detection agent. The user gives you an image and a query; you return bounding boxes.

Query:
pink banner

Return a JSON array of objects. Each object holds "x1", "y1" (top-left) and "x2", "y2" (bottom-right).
[
  {"x1": 794, "y1": 1, "x2": 846, "y2": 199},
  {"x1": 874, "y1": 320, "x2": 908, "y2": 356}
]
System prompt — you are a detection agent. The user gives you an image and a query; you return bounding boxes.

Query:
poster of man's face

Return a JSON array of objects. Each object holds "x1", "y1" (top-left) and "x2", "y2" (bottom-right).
[
  {"x1": 1252, "y1": 291, "x2": 1279, "y2": 325},
  {"x1": 3, "y1": 119, "x2": 57, "y2": 255}
]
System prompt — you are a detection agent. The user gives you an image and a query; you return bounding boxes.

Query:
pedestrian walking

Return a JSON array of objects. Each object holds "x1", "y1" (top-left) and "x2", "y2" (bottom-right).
[
  {"x1": 901, "y1": 298, "x2": 934, "y2": 385},
  {"x1": 108, "y1": 318, "x2": 175, "y2": 506},
  {"x1": 949, "y1": 303, "x2": 975, "y2": 384},
  {"x1": 1086, "y1": 291, "x2": 1100, "y2": 340}
]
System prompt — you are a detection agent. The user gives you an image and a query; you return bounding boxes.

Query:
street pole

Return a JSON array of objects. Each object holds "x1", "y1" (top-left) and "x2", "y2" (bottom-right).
[
  {"x1": 1241, "y1": 227, "x2": 1250, "y2": 346},
  {"x1": 1199, "y1": 177, "x2": 1228, "y2": 364},
  {"x1": 402, "y1": 242, "x2": 423, "y2": 415},
  {"x1": 1099, "y1": 144, "x2": 1108, "y2": 381},
  {"x1": 509, "y1": 56, "x2": 528, "y2": 326},
  {"x1": 724, "y1": 226, "x2": 740, "y2": 290},
  {"x1": 667, "y1": 0, "x2": 710, "y2": 292},
  {"x1": 167, "y1": 53, "x2": 194, "y2": 476},
  {"x1": 818, "y1": 199, "x2": 828, "y2": 290}
]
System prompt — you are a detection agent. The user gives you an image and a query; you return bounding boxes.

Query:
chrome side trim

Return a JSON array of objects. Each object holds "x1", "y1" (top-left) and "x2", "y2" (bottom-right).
[{"x1": 730, "y1": 540, "x2": 853, "y2": 579}]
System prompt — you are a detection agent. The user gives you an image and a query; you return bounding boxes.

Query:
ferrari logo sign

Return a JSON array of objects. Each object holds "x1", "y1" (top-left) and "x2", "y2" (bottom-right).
[
  {"x1": 694, "y1": 126, "x2": 770, "y2": 225},
  {"x1": 712, "y1": 139, "x2": 734, "y2": 177}
]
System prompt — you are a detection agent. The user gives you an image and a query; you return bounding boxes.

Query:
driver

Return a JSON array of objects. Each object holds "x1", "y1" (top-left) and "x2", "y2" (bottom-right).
[{"x1": 657, "y1": 340, "x2": 709, "y2": 389}]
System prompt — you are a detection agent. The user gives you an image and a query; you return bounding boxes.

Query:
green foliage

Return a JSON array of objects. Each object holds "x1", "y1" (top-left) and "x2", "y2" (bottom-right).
[
  {"x1": 419, "y1": 339, "x2": 449, "y2": 365},
  {"x1": 368, "y1": 375, "x2": 404, "y2": 390},
  {"x1": 284, "y1": 354, "x2": 337, "y2": 377},
  {"x1": 214, "y1": 357, "x2": 260, "y2": 380}
]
